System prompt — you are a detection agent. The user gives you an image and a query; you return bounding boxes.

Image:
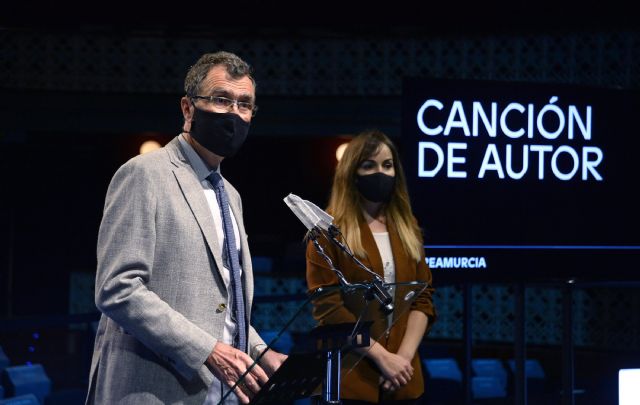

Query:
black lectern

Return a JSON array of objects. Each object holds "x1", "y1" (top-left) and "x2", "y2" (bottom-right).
[
  {"x1": 217, "y1": 281, "x2": 428, "y2": 405},
  {"x1": 216, "y1": 194, "x2": 430, "y2": 404}
]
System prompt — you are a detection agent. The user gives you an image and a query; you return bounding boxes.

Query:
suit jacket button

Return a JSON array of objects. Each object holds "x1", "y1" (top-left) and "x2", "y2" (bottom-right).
[{"x1": 216, "y1": 303, "x2": 227, "y2": 313}]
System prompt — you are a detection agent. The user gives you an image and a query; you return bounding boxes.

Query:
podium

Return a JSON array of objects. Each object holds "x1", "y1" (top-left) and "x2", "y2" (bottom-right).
[
  {"x1": 214, "y1": 194, "x2": 431, "y2": 404},
  {"x1": 217, "y1": 281, "x2": 428, "y2": 405}
]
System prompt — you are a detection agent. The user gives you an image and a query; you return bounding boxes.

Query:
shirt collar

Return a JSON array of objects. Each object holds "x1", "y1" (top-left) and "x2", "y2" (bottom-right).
[{"x1": 178, "y1": 133, "x2": 220, "y2": 181}]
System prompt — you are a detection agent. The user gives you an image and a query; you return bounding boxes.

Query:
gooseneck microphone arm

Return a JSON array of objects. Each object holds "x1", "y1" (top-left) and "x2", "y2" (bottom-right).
[
  {"x1": 326, "y1": 225, "x2": 384, "y2": 283},
  {"x1": 306, "y1": 228, "x2": 352, "y2": 290}
]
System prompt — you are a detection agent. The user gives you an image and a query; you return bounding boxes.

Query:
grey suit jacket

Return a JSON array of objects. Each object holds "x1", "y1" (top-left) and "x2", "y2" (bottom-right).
[{"x1": 86, "y1": 137, "x2": 265, "y2": 404}]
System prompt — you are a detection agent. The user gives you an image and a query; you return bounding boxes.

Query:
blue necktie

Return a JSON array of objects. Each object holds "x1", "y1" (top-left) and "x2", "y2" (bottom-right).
[{"x1": 208, "y1": 172, "x2": 247, "y2": 353}]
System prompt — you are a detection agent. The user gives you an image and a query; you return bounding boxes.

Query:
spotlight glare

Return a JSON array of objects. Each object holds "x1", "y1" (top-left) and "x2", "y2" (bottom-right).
[
  {"x1": 336, "y1": 143, "x2": 349, "y2": 161},
  {"x1": 140, "y1": 140, "x2": 162, "y2": 155}
]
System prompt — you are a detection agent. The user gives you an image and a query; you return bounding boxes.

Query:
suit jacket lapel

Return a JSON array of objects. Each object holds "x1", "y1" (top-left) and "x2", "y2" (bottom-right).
[{"x1": 166, "y1": 139, "x2": 228, "y2": 290}]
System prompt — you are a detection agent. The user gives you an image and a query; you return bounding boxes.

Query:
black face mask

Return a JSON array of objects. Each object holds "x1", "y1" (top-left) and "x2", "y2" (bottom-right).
[
  {"x1": 355, "y1": 172, "x2": 396, "y2": 203},
  {"x1": 188, "y1": 105, "x2": 250, "y2": 157}
]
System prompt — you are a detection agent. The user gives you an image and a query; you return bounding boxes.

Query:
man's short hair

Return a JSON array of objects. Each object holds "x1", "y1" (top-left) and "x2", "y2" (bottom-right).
[{"x1": 184, "y1": 51, "x2": 255, "y2": 96}]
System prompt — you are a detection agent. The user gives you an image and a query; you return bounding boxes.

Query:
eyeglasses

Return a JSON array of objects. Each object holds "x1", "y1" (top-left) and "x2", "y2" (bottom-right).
[{"x1": 190, "y1": 95, "x2": 258, "y2": 116}]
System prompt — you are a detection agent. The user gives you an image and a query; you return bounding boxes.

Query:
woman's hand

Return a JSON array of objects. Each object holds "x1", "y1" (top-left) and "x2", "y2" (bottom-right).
[
  {"x1": 372, "y1": 350, "x2": 414, "y2": 391},
  {"x1": 378, "y1": 310, "x2": 429, "y2": 391}
]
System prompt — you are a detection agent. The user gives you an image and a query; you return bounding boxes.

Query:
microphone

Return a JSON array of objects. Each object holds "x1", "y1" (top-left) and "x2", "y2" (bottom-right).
[
  {"x1": 300, "y1": 198, "x2": 334, "y2": 233},
  {"x1": 283, "y1": 193, "x2": 321, "y2": 231},
  {"x1": 284, "y1": 193, "x2": 351, "y2": 287}
]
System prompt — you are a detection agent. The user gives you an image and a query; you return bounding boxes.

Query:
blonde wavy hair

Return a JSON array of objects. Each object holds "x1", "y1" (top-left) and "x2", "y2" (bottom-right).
[{"x1": 327, "y1": 130, "x2": 424, "y2": 262}]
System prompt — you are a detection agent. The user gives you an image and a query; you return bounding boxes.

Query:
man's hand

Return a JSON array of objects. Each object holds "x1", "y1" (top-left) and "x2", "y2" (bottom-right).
[
  {"x1": 206, "y1": 342, "x2": 269, "y2": 404},
  {"x1": 259, "y1": 349, "x2": 288, "y2": 376}
]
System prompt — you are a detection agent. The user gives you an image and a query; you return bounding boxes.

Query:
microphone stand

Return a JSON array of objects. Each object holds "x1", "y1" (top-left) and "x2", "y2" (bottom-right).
[
  {"x1": 307, "y1": 226, "x2": 396, "y2": 405},
  {"x1": 285, "y1": 194, "x2": 397, "y2": 404}
]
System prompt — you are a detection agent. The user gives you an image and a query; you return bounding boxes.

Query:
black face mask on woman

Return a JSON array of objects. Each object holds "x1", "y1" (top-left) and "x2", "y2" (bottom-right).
[
  {"x1": 188, "y1": 105, "x2": 250, "y2": 157},
  {"x1": 355, "y1": 172, "x2": 396, "y2": 203}
]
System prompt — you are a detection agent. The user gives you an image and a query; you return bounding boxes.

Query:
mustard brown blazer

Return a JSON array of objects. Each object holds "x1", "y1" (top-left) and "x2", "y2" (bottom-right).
[{"x1": 306, "y1": 218, "x2": 437, "y2": 402}]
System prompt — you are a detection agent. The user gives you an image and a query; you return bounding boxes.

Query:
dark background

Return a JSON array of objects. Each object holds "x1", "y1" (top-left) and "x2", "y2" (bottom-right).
[{"x1": 0, "y1": 2, "x2": 639, "y2": 403}]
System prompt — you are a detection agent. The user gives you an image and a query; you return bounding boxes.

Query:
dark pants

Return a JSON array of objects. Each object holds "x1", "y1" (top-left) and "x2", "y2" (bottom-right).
[
  {"x1": 341, "y1": 399, "x2": 422, "y2": 405},
  {"x1": 310, "y1": 396, "x2": 424, "y2": 405}
]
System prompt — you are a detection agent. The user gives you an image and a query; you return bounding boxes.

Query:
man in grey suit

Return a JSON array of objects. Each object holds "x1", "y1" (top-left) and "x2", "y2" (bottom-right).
[{"x1": 87, "y1": 51, "x2": 286, "y2": 404}]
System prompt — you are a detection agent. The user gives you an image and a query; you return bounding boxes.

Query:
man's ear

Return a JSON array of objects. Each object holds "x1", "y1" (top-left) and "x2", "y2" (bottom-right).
[
  {"x1": 181, "y1": 96, "x2": 193, "y2": 120},
  {"x1": 180, "y1": 96, "x2": 193, "y2": 132}
]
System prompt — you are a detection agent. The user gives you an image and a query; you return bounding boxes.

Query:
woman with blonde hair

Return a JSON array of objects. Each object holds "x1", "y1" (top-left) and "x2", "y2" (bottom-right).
[{"x1": 306, "y1": 129, "x2": 437, "y2": 404}]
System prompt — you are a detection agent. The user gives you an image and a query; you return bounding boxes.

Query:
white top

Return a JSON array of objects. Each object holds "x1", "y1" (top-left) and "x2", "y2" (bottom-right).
[
  {"x1": 179, "y1": 134, "x2": 241, "y2": 347},
  {"x1": 373, "y1": 231, "x2": 396, "y2": 331},
  {"x1": 372, "y1": 232, "x2": 395, "y2": 284}
]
